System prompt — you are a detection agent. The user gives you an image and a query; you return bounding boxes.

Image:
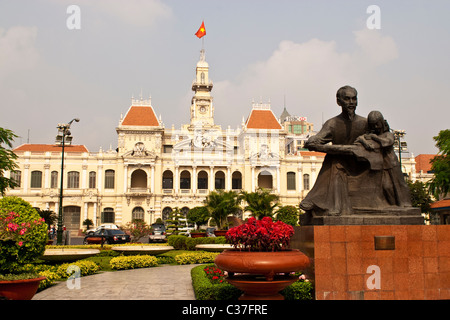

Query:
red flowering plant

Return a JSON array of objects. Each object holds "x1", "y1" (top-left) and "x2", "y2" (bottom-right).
[
  {"x1": 203, "y1": 265, "x2": 226, "y2": 284},
  {"x1": 0, "y1": 197, "x2": 48, "y2": 275},
  {"x1": 225, "y1": 217, "x2": 294, "y2": 252}
]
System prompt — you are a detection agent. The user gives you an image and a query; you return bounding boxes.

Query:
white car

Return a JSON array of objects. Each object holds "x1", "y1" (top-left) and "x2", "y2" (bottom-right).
[{"x1": 86, "y1": 224, "x2": 119, "y2": 235}]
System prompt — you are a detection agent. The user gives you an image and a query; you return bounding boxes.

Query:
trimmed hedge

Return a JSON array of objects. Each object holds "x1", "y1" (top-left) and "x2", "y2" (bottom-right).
[
  {"x1": 110, "y1": 255, "x2": 158, "y2": 270},
  {"x1": 168, "y1": 235, "x2": 226, "y2": 250},
  {"x1": 174, "y1": 251, "x2": 220, "y2": 265}
]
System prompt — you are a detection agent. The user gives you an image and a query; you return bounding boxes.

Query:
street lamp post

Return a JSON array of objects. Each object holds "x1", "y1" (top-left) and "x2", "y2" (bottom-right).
[
  {"x1": 56, "y1": 118, "x2": 79, "y2": 245},
  {"x1": 393, "y1": 129, "x2": 406, "y2": 176}
]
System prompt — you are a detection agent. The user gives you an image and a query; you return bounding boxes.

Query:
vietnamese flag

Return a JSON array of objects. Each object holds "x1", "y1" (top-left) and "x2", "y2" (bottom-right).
[{"x1": 195, "y1": 21, "x2": 206, "y2": 38}]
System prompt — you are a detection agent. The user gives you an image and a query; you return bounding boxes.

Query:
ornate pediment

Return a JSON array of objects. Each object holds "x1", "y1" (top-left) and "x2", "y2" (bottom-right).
[{"x1": 122, "y1": 142, "x2": 157, "y2": 159}]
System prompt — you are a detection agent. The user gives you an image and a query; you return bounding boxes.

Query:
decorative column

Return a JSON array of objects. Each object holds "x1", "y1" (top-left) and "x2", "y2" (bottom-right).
[{"x1": 209, "y1": 166, "x2": 214, "y2": 191}]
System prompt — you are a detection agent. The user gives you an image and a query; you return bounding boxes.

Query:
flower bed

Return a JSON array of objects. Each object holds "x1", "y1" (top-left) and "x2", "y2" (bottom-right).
[{"x1": 110, "y1": 255, "x2": 158, "y2": 270}]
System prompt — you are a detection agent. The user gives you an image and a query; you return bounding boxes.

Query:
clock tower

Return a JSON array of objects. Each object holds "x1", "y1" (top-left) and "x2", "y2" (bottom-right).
[{"x1": 189, "y1": 49, "x2": 218, "y2": 130}]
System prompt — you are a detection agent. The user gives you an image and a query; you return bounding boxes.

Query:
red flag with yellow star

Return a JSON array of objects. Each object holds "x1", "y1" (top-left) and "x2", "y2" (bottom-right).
[{"x1": 195, "y1": 21, "x2": 206, "y2": 38}]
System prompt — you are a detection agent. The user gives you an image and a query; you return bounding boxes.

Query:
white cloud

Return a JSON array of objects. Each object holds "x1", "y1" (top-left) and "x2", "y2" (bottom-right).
[
  {"x1": 0, "y1": 26, "x2": 39, "y2": 75},
  {"x1": 212, "y1": 29, "x2": 399, "y2": 126}
]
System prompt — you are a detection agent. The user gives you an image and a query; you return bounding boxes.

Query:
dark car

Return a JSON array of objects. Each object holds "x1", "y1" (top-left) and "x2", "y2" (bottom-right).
[{"x1": 83, "y1": 228, "x2": 131, "y2": 245}]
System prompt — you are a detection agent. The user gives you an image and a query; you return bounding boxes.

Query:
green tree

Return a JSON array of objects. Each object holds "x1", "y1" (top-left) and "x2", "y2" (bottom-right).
[
  {"x1": 408, "y1": 180, "x2": 432, "y2": 213},
  {"x1": 166, "y1": 207, "x2": 184, "y2": 235},
  {"x1": 0, "y1": 127, "x2": 18, "y2": 196},
  {"x1": 239, "y1": 188, "x2": 279, "y2": 220},
  {"x1": 187, "y1": 206, "x2": 210, "y2": 231},
  {"x1": 204, "y1": 190, "x2": 241, "y2": 230},
  {"x1": 276, "y1": 205, "x2": 299, "y2": 226},
  {"x1": 428, "y1": 129, "x2": 450, "y2": 199},
  {"x1": 82, "y1": 218, "x2": 94, "y2": 231}
]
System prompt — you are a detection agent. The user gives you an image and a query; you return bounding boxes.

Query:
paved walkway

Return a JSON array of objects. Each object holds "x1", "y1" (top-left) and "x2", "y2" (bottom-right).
[{"x1": 33, "y1": 264, "x2": 199, "y2": 300}]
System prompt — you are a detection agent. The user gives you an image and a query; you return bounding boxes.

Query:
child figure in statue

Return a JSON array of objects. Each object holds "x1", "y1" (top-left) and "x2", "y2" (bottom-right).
[{"x1": 354, "y1": 111, "x2": 412, "y2": 207}]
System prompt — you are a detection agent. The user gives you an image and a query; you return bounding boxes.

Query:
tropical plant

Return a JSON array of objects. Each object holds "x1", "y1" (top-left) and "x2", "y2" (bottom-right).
[
  {"x1": 0, "y1": 127, "x2": 18, "y2": 196},
  {"x1": 36, "y1": 209, "x2": 57, "y2": 230},
  {"x1": 225, "y1": 216, "x2": 294, "y2": 252},
  {"x1": 428, "y1": 129, "x2": 450, "y2": 199},
  {"x1": 0, "y1": 197, "x2": 48, "y2": 274},
  {"x1": 204, "y1": 190, "x2": 241, "y2": 230},
  {"x1": 187, "y1": 206, "x2": 210, "y2": 231},
  {"x1": 239, "y1": 188, "x2": 279, "y2": 219},
  {"x1": 82, "y1": 218, "x2": 94, "y2": 231},
  {"x1": 276, "y1": 205, "x2": 300, "y2": 226}
]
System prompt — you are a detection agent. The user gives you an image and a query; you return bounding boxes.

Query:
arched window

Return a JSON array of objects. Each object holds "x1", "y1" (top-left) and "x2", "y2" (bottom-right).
[
  {"x1": 105, "y1": 170, "x2": 115, "y2": 189},
  {"x1": 180, "y1": 170, "x2": 191, "y2": 189},
  {"x1": 258, "y1": 170, "x2": 273, "y2": 189},
  {"x1": 89, "y1": 171, "x2": 96, "y2": 189},
  {"x1": 197, "y1": 170, "x2": 208, "y2": 190},
  {"x1": 51, "y1": 171, "x2": 58, "y2": 188},
  {"x1": 67, "y1": 171, "x2": 79, "y2": 189},
  {"x1": 162, "y1": 170, "x2": 173, "y2": 189},
  {"x1": 162, "y1": 207, "x2": 172, "y2": 221},
  {"x1": 215, "y1": 171, "x2": 225, "y2": 190},
  {"x1": 303, "y1": 174, "x2": 310, "y2": 191},
  {"x1": 131, "y1": 169, "x2": 147, "y2": 189},
  {"x1": 102, "y1": 207, "x2": 115, "y2": 223},
  {"x1": 287, "y1": 172, "x2": 296, "y2": 190},
  {"x1": 232, "y1": 171, "x2": 242, "y2": 190},
  {"x1": 30, "y1": 171, "x2": 42, "y2": 188},
  {"x1": 132, "y1": 207, "x2": 145, "y2": 221},
  {"x1": 11, "y1": 170, "x2": 21, "y2": 188}
]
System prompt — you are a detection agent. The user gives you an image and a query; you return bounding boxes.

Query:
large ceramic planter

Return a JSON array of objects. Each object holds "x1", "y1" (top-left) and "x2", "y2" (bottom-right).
[
  {"x1": 214, "y1": 249, "x2": 310, "y2": 300},
  {"x1": 0, "y1": 276, "x2": 46, "y2": 300},
  {"x1": 190, "y1": 232, "x2": 206, "y2": 238},
  {"x1": 213, "y1": 230, "x2": 228, "y2": 237}
]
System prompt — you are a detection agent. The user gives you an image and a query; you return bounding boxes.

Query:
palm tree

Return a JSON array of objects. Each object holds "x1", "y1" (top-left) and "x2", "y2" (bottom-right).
[
  {"x1": 204, "y1": 190, "x2": 241, "y2": 230},
  {"x1": 239, "y1": 188, "x2": 279, "y2": 219}
]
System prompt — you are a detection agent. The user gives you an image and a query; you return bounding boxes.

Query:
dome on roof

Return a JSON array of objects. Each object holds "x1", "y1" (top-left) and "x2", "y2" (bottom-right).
[{"x1": 280, "y1": 107, "x2": 291, "y2": 123}]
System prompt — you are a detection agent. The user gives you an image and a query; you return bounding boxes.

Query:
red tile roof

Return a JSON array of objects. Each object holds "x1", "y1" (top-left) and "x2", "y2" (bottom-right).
[
  {"x1": 121, "y1": 106, "x2": 160, "y2": 126},
  {"x1": 415, "y1": 154, "x2": 436, "y2": 173},
  {"x1": 246, "y1": 109, "x2": 282, "y2": 130},
  {"x1": 14, "y1": 144, "x2": 89, "y2": 153},
  {"x1": 299, "y1": 151, "x2": 326, "y2": 157},
  {"x1": 430, "y1": 199, "x2": 450, "y2": 210}
]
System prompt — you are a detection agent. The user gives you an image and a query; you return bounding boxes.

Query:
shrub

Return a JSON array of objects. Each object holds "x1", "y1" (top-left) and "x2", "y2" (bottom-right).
[
  {"x1": 168, "y1": 235, "x2": 188, "y2": 249},
  {"x1": 0, "y1": 197, "x2": 48, "y2": 273},
  {"x1": 280, "y1": 279, "x2": 314, "y2": 300},
  {"x1": 56, "y1": 260, "x2": 100, "y2": 278},
  {"x1": 110, "y1": 255, "x2": 158, "y2": 270},
  {"x1": 168, "y1": 235, "x2": 226, "y2": 250},
  {"x1": 174, "y1": 251, "x2": 219, "y2": 265}
]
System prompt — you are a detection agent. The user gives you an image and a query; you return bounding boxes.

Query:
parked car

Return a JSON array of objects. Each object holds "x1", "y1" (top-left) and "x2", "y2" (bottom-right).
[
  {"x1": 206, "y1": 227, "x2": 216, "y2": 237},
  {"x1": 86, "y1": 224, "x2": 119, "y2": 235},
  {"x1": 149, "y1": 223, "x2": 167, "y2": 243},
  {"x1": 83, "y1": 228, "x2": 130, "y2": 245}
]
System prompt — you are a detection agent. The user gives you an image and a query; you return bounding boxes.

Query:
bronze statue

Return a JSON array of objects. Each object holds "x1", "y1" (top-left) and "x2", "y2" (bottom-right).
[{"x1": 300, "y1": 86, "x2": 423, "y2": 225}]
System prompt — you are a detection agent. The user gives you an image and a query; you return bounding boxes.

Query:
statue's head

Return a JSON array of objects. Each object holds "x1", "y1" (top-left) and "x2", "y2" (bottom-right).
[
  {"x1": 368, "y1": 110, "x2": 389, "y2": 134},
  {"x1": 336, "y1": 86, "x2": 358, "y2": 119}
]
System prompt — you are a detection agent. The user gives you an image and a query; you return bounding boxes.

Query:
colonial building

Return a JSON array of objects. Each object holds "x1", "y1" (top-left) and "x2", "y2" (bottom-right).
[{"x1": 4, "y1": 50, "x2": 420, "y2": 234}]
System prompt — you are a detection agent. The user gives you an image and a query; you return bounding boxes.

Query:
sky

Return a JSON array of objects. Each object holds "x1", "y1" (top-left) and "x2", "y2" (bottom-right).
[{"x1": 0, "y1": 0, "x2": 449, "y2": 155}]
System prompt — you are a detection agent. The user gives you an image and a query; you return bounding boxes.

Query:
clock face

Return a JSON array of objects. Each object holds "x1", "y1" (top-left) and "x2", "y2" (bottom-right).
[{"x1": 199, "y1": 106, "x2": 207, "y2": 114}]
